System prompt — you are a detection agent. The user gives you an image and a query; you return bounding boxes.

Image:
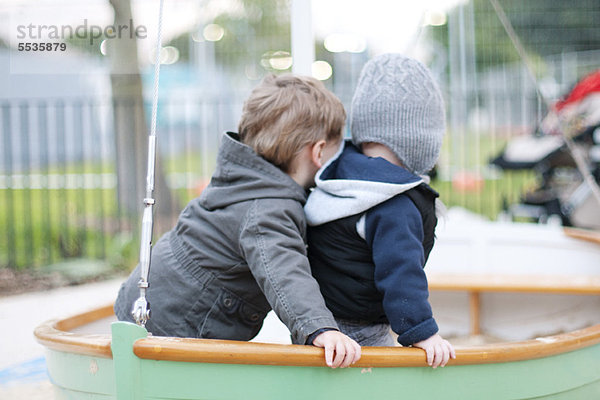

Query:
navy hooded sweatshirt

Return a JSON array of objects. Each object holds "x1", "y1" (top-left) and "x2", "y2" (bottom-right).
[{"x1": 305, "y1": 142, "x2": 439, "y2": 346}]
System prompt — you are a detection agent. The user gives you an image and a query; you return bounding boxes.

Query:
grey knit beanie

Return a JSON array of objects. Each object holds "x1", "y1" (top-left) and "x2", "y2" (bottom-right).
[{"x1": 351, "y1": 53, "x2": 445, "y2": 175}]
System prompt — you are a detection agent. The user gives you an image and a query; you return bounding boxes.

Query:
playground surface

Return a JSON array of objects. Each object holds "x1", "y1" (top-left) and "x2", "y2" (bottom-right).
[
  {"x1": 0, "y1": 273, "x2": 292, "y2": 399},
  {"x1": 0, "y1": 277, "x2": 125, "y2": 399}
]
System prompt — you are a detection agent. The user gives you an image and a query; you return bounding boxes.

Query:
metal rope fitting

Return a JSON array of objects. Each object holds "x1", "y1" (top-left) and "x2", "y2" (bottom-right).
[{"x1": 131, "y1": 294, "x2": 151, "y2": 327}]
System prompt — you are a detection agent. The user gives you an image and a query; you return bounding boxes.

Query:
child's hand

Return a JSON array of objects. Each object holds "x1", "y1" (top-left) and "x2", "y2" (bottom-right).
[
  {"x1": 312, "y1": 330, "x2": 361, "y2": 368},
  {"x1": 413, "y1": 333, "x2": 456, "y2": 368}
]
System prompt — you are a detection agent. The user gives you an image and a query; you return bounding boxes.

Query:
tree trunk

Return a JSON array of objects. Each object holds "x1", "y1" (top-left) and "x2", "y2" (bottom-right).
[{"x1": 108, "y1": 0, "x2": 177, "y2": 234}]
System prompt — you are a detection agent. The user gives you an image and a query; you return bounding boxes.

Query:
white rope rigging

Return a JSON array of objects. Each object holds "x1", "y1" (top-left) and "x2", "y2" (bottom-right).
[
  {"x1": 132, "y1": 0, "x2": 165, "y2": 327},
  {"x1": 149, "y1": 0, "x2": 165, "y2": 186}
]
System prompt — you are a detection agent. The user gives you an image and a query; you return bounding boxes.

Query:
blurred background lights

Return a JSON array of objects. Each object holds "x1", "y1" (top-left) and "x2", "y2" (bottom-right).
[
  {"x1": 324, "y1": 33, "x2": 367, "y2": 53},
  {"x1": 203, "y1": 24, "x2": 225, "y2": 42},
  {"x1": 266, "y1": 51, "x2": 293, "y2": 70},
  {"x1": 150, "y1": 46, "x2": 180, "y2": 65},
  {"x1": 100, "y1": 39, "x2": 109, "y2": 56},
  {"x1": 423, "y1": 10, "x2": 448, "y2": 26},
  {"x1": 312, "y1": 60, "x2": 332, "y2": 81},
  {"x1": 191, "y1": 30, "x2": 205, "y2": 42}
]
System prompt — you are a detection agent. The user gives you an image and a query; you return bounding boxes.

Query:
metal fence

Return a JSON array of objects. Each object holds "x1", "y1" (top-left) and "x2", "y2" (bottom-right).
[
  {"x1": 0, "y1": 97, "x2": 238, "y2": 269},
  {"x1": 1, "y1": 0, "x2": 599, "y2": 269}
]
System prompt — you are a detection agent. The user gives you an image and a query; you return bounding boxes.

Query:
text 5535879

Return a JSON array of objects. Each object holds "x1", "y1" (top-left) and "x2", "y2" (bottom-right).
[{"x1": 17, "y1": 43, "x2": 67, "y2": 52}]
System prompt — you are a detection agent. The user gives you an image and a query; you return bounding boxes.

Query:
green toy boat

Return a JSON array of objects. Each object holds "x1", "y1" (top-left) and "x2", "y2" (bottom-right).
[
  {"x1": 31, "y1": 0, "x2": 600, "y2": 395},
  {"x1": 35, "y1": 303, "x2": 600, "y2": 400}
]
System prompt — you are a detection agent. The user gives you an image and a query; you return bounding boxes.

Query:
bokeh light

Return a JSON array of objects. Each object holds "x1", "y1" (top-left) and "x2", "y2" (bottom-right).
[
  {"x1": 423, "y1": 10, "x2": 448, "y2": 26},
  {"x1": 150, "y1": 46, "x2": 180, "y2": 65},
  {"x1": 324, "y1": 33, "x2": 367, "y2": 53},
  {"x1": 262, "y1": 51, "x2": 293, "y2": 71},
  {"x1": 100, "y1": 39, "x2": 109, "y2": 56},
  {"x1": 203, "y1": 24, "x2": 225, "y2": 42},
  {"x1": 312, "y1": 60, "x2": 332, "y2": 80}
]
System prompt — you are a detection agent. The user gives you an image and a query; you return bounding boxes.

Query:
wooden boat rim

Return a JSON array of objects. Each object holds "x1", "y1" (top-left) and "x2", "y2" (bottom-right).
[
  {"x1": 563, "y1": 227, "x2": 600, "y2": 246},
  {"x1": 34, "y1": 303, "x2": 600, "y2": 367}
]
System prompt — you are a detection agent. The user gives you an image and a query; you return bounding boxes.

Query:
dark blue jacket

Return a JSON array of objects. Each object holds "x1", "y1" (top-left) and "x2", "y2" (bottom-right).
[{"x1": 305, "y1": 142, "x2": 439, "y2": 346}]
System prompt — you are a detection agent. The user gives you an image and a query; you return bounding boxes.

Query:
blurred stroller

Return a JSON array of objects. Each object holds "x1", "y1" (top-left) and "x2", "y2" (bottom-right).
[{"x1": 492, "y1": 69, "x2": 600, "y2": 230}]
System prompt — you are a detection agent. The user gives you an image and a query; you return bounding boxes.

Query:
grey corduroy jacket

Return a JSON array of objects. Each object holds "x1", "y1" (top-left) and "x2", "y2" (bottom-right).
[{"x1": 114, "y1": 132, "x2": 338, "y2": 344}]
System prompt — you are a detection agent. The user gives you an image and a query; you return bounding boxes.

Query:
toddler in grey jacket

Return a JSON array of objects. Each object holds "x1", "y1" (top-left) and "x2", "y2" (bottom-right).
[{"x1": 115, "y1": 74, "x2": 360, "y2": 368}]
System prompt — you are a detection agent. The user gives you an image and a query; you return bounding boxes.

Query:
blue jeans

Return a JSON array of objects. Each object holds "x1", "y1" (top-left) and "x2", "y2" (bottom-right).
[{"x1": 335, "y1": 318, "x2": 395, "y2": 346}]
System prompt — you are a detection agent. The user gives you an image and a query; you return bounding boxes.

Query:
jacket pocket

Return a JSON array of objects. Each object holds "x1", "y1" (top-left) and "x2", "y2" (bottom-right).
[{"x1": 196, "y1": 287, "x2": 268, "y2": 341}]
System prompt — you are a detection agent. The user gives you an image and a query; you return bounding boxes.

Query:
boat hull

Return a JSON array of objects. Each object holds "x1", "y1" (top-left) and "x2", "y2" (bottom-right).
[
  {"x1": 41, "y1": 321, "x2": 600, "y2": 400},
  {"x1": 35, "y1": 221, "x2": 600, "y2": 399}
]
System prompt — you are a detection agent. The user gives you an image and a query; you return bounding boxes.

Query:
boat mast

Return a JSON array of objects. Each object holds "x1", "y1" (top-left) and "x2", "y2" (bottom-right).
[{"x1": 131, "y1": 0, "x2": 165, "y2": 327}]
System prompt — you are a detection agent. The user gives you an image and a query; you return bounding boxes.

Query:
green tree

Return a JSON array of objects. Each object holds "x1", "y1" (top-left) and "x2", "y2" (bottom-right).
[
  {"x1": 108, "y1": 0, "x2": 176, "y2": 232},
  {"x1": 64, "y1": 31, "x2": 104, "y2": 57},
  {"x1": 165, "y1": 0, "x2": 290, "y2": 77},
  {"x1": 212, "y1": 0, "x2": 290, "y2": 71},
  {"x1": 429, "y1": 0, "x2": 600, "y2": 70}
]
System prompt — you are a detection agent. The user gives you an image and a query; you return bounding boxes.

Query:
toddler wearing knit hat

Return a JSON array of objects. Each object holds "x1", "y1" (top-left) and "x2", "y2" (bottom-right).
[
  {"x1": 305, "y1": 54, "x2": 455, "y2": 368},
  {"x1": 351, "y1": 53, "x2": 445, "y2": 176}
]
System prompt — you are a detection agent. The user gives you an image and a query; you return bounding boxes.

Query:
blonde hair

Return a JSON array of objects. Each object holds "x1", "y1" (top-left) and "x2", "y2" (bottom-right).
[{"x1": 238, "y1": 74, "x2": 345, "y2": 172}]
